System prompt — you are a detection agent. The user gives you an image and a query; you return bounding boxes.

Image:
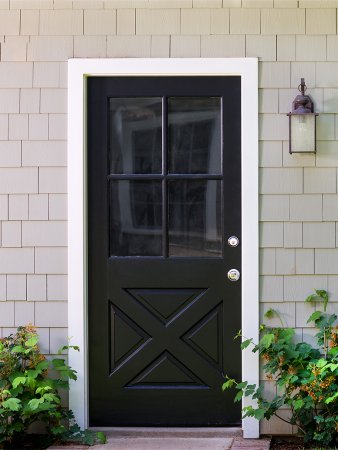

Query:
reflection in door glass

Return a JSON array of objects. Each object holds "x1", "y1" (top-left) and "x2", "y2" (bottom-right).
[
  {"x1": 110, "y1": 180, "x2": 162, "y2": 256},
  {"x1": 168, "y1": 180, "x2": 222, "y2": 257},
  {"x1": 168, "y1": 97, "x2": 221, "y2": 174},
  {"x1": 109, "y1": 98, "x2": 162, "y2": 174}
]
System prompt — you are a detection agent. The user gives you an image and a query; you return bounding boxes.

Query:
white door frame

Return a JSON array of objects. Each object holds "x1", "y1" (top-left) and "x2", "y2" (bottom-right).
[{"x1": 68, "y1": 58, "x2": 259, "y2": 438}]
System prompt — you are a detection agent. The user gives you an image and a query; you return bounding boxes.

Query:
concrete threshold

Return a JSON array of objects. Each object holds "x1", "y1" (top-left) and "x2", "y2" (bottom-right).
[
  {"x1": 90, "y1": 426, "x2": 243, "y2": 438},
  {"x1": 48, "y1": 427, "x2": 271, "y2": 450}
]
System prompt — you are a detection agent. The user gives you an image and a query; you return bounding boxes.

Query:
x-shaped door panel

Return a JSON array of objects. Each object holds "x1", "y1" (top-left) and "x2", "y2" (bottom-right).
[{"x1": 109, "y1": 288, "x2": 225, "y2": 390}]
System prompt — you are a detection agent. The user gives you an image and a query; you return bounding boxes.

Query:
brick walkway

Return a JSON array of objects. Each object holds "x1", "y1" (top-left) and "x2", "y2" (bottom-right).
[{"x1": 231, "y1": 437, "x2": 271, "y2": 450}]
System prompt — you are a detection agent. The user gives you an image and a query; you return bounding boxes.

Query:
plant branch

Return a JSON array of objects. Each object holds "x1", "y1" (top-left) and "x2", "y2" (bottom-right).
[{"x1": 274, "y1": 412, "x2": 306, "y2": 436}]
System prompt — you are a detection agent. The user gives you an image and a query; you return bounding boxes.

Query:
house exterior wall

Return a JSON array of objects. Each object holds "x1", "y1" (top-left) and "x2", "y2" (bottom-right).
[{"x1": 0, "y1": 0, "x2": 337, "y2": 434}]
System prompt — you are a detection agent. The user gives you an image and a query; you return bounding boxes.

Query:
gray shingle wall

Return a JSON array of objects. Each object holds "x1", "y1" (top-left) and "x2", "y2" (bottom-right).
[{"x1": 0, "y1": 0, "x2": 337, "y2": 433}]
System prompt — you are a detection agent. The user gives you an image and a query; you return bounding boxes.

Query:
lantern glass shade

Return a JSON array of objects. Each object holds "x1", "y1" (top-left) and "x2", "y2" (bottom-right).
[{"x1": 289, "y1": 113, "x2": 316, "y2": 153}]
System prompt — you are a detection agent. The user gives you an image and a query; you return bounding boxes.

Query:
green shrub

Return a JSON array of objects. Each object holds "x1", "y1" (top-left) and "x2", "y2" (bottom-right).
[
  {"x1": 0, "y1": 325, "x2": 106, "y2": 448},
  {"x1": 223, "y1": 290, "x2": 338, "y2": 448}
]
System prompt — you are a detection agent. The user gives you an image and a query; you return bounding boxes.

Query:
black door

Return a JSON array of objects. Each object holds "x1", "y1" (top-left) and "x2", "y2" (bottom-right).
[{"x1": 87, "y1": 76, "x2": 241, "y2": 426}]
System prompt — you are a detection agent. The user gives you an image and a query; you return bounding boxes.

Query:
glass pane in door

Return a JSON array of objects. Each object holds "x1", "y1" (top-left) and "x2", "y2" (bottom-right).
[
  {"x1": 168, "y1": 180, "x2": 222, "y2": 257},
  {"x1": 109, "y1": 98, "x2": 162, "y2": 174},
  {"x1": 168, "y1": 97, "x2": 222, "y2": 174},
  {"x1": 110, "y1": 180, "x2": 162, "y2": 256}
]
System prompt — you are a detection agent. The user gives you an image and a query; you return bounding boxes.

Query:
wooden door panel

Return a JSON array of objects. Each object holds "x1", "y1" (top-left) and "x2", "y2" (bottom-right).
[
  {"x1": 110, "y1": 294, "x2": 223, "y2": 384},
  {"x1": 88, "y1": 76, "x2": 241, "y2": 426},
  {"x1": 109, "y1": 301, "x2": 152, "y2": 375}
]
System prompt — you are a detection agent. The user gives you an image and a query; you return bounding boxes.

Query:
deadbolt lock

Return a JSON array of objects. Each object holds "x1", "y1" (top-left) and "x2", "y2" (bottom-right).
[
  {"x1": 228, "y1": 236, "x2": 239, "y2": 247},
  {"x1": 227, "y1": 269, "x2": 240, "y2": 282}
]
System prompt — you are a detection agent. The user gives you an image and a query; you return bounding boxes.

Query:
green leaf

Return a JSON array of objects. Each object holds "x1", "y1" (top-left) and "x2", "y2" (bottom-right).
[
  {"x1": 236, "y1": 381, "x2": 248, "y2": 389},
  {"x1": 254, "y1": 409, "x2": 266, "y2": 420},
  {"x1": 305, "y1": 293, "x2": 316, "y2": 303},
  {"x1": 284, "y1": 348, "x2": 299, "y2": 359},
  {"x1": 9, "y1": 422, "x2": 24, "y2": 432},
  {"x1": 12, "y1": 376, "x2": 26, "y2": 389},
  {"x1": 51, "y1": 425, "x2": 66, "y2": 435},
  {"x1": 325, "y1": 392, "x2": 338, "y2": 404},
  {"x1": 27, "y1": 398, "x2": 43, "y2": 411},
  {"x1": 264, "y1": 308, "x2": 277, "y2": 319},
  {"x1": 222, "y1": 378, "x2": 236, "y2": 391},
  {"x1": 8, "y1": 385, "x2": 23, "y2": 397},
  {"x1": 69, "y1": 423, "x2": 80, "y2": 433},
  {"x1": 293, "y1": 399, "x2": 304, "y2": 410},
  {"x1": 36, "y1": 402, "x2": 55, "y2": 412},
  {"x1": 57, "y1": 345, "x2": 69, "y2": 354},
  {"x1": 2, "y1": 397, "x2": 21, "y2": 411},
  {"x1": 307, "y1": 311, "x2": 322, "y2": 324},
  {"x1": 11, "y1": 345, "x2": 25, "y2": 353},
  {"x1": 53, "y1": 379, "x2": 68, "y2": 390},
  {"x1": 315, "y1": 289, "x2": 329, "y2": 311},
  {"x1": 240, "y1": 339, "x2": 252, "y2": 350},
  {"x1": 316, "y1": 358, "x2": 327, "y2": 368},
  {"x1": 234, "y1": 390, "x2": 243, "y2": 402},
  {"x1": 43, "y1": 393, "x2": 60, "y2": 404},
  {"x1": 329, "y1": 346, "x2": 338, "y2": 356},
  {"x1": 36, "y1": 360, "x2": 50, "y2": 371},
  {"x1": 96, "y1": 432, "x2": 106, "y2": 444},
  {"x1": 36, "y1": 385, "x2": 52, "y2": 395},
  {"x1": 26, "y1": 377, "x2": 37, "y2": 391},
  {"x1": 52, "y1": 358, "x2": 65, "y2": 368},
  {"x1": 306, "y1": 289, "x2": 329, "y2": 312},
  {"x1": 26, "y1": 369, "x2": 39, "y2": 379},
  {"x1": 57, "y1": 344, "x2": 80, "y2": 354},
  {"x1": 58, "y1": 368, "x2": 77, "y2": 381},
  {"x1": 25, "y1": 336, "x2": 39, "y2": 347},
  {"x1": 260, "y1": 333, "x2": 275, "y2": 348},
  {"x1": 326, "y1": 362, "x2": 338, "y2": 371},
  {"x1": 83, "y1": 431, "x2": 96, "y2": 446}
]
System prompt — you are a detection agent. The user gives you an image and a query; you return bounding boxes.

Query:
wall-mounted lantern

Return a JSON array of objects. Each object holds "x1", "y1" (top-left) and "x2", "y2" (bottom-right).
[{"x1": 287, "y1": 78, "x2": 318, "y2": 154}]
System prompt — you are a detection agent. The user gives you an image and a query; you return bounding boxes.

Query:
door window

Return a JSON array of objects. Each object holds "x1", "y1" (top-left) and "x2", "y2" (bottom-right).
[{"x1": 108, "y1": 97, "x2": 222, "y2": 258}]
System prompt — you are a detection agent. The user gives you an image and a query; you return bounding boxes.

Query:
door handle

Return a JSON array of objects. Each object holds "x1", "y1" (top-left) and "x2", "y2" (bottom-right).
[{"x1": 227, "y1": 269, "x2": 240, "y2": 282}]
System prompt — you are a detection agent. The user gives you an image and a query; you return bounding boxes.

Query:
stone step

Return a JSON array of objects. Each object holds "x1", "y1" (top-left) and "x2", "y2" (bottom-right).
[
  {"x1": 48, "y1": 428, "x2": 271, "y2": 450},
  {"x1": 90, "y1": 436, "x2": 234, "y2": 450}
]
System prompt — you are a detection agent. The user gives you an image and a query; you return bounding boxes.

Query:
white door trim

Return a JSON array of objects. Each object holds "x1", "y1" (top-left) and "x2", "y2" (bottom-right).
[{"x1": 68, "y1": 58, "x2": 259, "y2": 438}]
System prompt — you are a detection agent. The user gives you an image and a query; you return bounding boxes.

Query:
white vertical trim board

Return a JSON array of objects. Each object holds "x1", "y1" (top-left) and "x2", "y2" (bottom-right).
[{"x1": 68, "y1": 58, "x2": 259, "y2": 438}]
